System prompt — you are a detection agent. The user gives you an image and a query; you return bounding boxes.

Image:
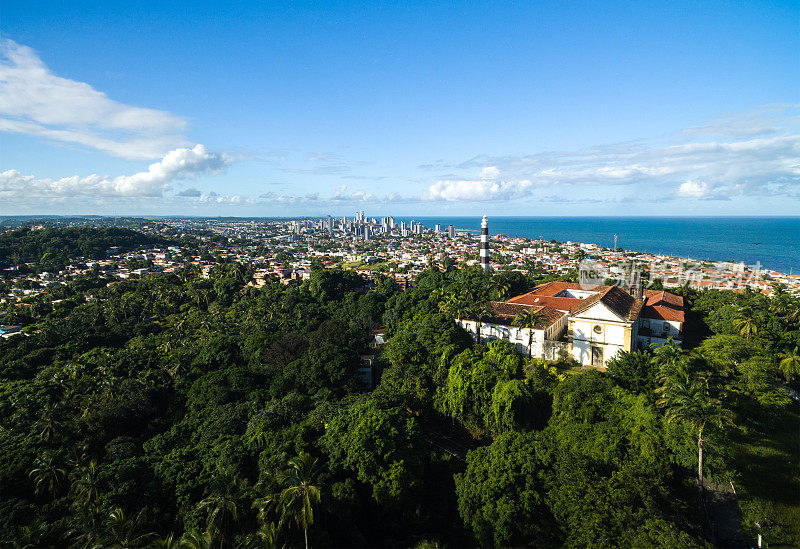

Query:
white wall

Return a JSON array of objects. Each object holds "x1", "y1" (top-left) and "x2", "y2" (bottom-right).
[
  {"x1": 455, "y1": 319, "x2": 546, "y2": 357},
  {"x1": 570, "y1": 302, "x2": 632, "y2": 367},
  {"x1": 637, "y1": 318, "x2": 682, "y2": 349}
]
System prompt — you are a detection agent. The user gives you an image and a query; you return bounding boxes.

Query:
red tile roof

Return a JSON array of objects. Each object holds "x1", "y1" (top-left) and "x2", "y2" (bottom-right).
[
  {"x1": 641, "y1": 290, "x2": 685, "y2": 322},
  {"x1": 570, "y1": 285, "x2": 643, "y2": 322},
  {"x1": 509, "y1": 282, "x2": 643, "y2": 321},
  {"x1": 459, "y1": 301, "x2": 564, "y2": 329}
]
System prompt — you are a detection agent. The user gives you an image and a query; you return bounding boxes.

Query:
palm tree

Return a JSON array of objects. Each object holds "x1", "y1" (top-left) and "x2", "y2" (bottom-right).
[
  {"x1": 787, "y1": 305, "x2": 800, "y2": 325},
  {"x1": 179, "y1": 529, "x2": 214, "y2": 549},
  {"x1": 238, "y1": 523, "x2": 282, "y2": 549},
  {"x1": 469, "y1": 302, "x2": 490, "y2": 345},
  {"x1": 438, "y1": 294, "x2": 469, "y2": 320},
  {"x1": 779, "y1": 346, "x2": 800, "y2": 382},
  {"x1": 13, "y1": 521, "x2": 52, "y2": 549},
  {"x1": 28, "y1": 452, "x2": 66, "y2": 498},
  {"x1": 652, "y1": 338, "x2": 688, "y2": 385},
  {"x1": 658, "y1": 378, "x2": 734, "y2": 499},
  {"x1": 513, "y1": 308, "x2": 547, "y2": 358},
  {"x1": 150, "y1": 533, "x2": 178, "y2": 549},
  {"x1": 279, "y1": 454, "x2": 322, "y2": 549},
  {"x1": 197, "y1": 465, "x2": 241, "y2": 548},
  {"x1": 491, "y1": 278, "x2": 511, "y2": 301},
  {"x1": 34, "y1": 403, "x2": 59, "y2": 444},
  {"x1": 98, "y1": 507, "x2": 155, "y2": 548},
  {"x1": 733, "y1": 307, "x2": 759, "y2": 338},
  {"x1": 252, "y1": 469, "x2": 282, "y2": 526},
  {"x1": 65, "y1": 443, "x2": 89, "y2": 472},
  {"x1": 70, "y1": 460, "x2": 107, "y2": 509}
]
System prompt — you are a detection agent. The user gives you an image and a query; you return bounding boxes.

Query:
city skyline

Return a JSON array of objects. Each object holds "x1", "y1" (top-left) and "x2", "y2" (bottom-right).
[{"x1": 1, "y1": 1, "x2": 799, "y2": 216}]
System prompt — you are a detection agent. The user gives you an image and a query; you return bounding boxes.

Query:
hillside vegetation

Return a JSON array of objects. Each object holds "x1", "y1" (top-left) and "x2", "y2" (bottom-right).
[{"x1": 0, "y1": 259, "x2": 798, "y2": 547}]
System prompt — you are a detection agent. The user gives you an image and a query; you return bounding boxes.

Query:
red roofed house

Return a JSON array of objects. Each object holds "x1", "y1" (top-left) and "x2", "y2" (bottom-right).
[
  {"x1": 456, "y1": 301, "x2": 568, "y2": 359},
  {"x1": 637, "y1": 290, "x2": 685, "y2": 349}
]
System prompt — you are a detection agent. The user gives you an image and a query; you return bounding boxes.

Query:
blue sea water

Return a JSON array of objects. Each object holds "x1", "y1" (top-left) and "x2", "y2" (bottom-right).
[{"x1": 407, "y1": 217, "x2": 800, "y2": 275}]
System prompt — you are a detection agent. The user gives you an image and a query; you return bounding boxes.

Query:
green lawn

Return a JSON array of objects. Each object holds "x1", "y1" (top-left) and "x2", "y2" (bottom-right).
[{"x1": 730, "y1": 402, "x2": 800, "y2": 547}]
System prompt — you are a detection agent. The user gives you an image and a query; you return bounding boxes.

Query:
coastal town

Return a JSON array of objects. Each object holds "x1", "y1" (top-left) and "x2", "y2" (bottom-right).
[
  {"x1": 2, "y1": 214, "x2": 797, "y2": 364},
  {"x1": 2, "y1": 215, "x2": 797, "y2": 311}
]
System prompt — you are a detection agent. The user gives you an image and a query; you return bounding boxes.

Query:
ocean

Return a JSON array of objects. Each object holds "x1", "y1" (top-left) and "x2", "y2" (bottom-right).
[{"x1": 406, "y1": 217, "x2": 800, "y2": 275}]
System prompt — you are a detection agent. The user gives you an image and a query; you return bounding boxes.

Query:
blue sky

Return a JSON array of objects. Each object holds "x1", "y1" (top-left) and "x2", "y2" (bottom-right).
[{"x1": 1, "y1": 1, "x2": 798, "y2": 216}]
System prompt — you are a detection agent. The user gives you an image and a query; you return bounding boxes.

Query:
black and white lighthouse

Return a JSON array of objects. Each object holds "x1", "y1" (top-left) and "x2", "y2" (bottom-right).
[{"x1": 480, "y1": 214, "x2": 489, "y2": 271}]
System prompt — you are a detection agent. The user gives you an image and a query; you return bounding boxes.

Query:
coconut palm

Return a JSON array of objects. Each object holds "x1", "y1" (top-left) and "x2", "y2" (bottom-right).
[
  {"x1": 238, "y1": 523, "x2": 282, "y2": 549},
  {"x1": 279, "y1": 453, "x2": 322, "y2": 549},
  {"x1": 65, "y1": 443, "x2": 89, "y2": 472},
  {"x1": 150, "y1": 533, "x2": 179, "y2": 549},
  {"x1": 252, "y1": 468, "x2": 282, "y2": 526},
  {"x1": 513, "y1": 308, "x2": 547, "y2": 358},
  {"x1": 438, "y1": 293, "x2": 469, "y2": 320},
  {"x1": 658, "y1": 378, "x2": 734, "y2": 499},
  {"x1": 70, "y1": 459, "x2": 107, "y2": 509},
  {"x1": 97, "y1": 507, "x2": 155, "y2": 548},
  {"x1": 733, "y1": 307, "x2": 759, "y2": 338},
  {"x1": 197, "y1": 465, "x2": 241, "y2": 548},
  {"x1": 28, "y1": 453, "x2": 66, "y2": 498},
  {"x1": 179, "y1": 529, "x2": 214, "y2": 549},
  {"x1": 491, "y1": 279, "x2": 511, "y2": 301},
  {"x1": 652, "y1": 338, "x2": 688, "y2": 385},
  {"x1": 13, "y1": 520, "x2": 52, "y2": 549},
  {"x1": 779, "y1": 346, "x2": 800, "y2": 382},
  {"x1": 34, "y1": 403, "x2": 59, "y2": 444},
  {"x1": 787, "y1": 305, "x2": 800, "y2": 324},
  {"x1": 469, "y1": 302, "x2": 490, "y2": 345}
]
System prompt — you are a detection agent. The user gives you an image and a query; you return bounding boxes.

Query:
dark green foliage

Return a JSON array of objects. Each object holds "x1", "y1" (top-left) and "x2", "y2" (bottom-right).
[
  {"x1": 0, "y1": 241, "x2": 797, "y2": 547},
  {"x1": 0, "y1": 227, "x2": 170, "y2": 269},
  {"x1": 606, "y1": 349, "x2": 656, "y2": 396},
  {"x1": 322, "y1": 398, "x2": 423, "y2": 504},
  {"x1": 454, "y1": 432, "x2": 555, "y2": 547}
]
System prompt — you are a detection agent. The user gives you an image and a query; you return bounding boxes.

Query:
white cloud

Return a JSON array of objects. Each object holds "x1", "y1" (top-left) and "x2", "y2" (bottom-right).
[
  {"x1": 425, "y1": 176, "x2": 532, "y2": 201},
  {"x1": 0, "y1": 37, "x2": 188, "y2": 159},
  {"x1": 681, "y1": 103, "x2": 800, "y2": 139},
  {"x1": 478, "y1": 166, "x2": 500, "y2": 180},
  {"x1": 0, "y1": 144, "x2": 231, "y2": 200},
  {"x1": 448, "y1": 106, "x2": 800, "y2": 203},
  {"x1": 677, "y1": 179, "x2": 711, "y2": 198}
]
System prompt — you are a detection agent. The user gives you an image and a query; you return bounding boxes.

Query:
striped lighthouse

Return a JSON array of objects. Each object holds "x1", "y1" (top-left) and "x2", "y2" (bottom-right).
[{"x1": 480, "y1": 215, "x2": 489, "y2": 271}]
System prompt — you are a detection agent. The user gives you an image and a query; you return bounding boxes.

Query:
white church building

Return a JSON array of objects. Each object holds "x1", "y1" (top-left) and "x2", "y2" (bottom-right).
[{"x1": 456, "y1": 282, "x2": 684, "y2": 368}]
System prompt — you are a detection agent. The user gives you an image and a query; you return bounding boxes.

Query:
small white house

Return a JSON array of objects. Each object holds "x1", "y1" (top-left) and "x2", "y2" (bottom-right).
[{"x1": 456, "y1": 302, "x2": 566, "y2": 357}]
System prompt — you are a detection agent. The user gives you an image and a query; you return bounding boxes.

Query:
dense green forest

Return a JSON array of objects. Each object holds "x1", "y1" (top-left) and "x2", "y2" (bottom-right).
[
  {"x1": 0, "y1": 227, "x2": 172, "y2": 270},
  {"x1": 0, "y1": 260, "x2": 798, "y2": 547}
]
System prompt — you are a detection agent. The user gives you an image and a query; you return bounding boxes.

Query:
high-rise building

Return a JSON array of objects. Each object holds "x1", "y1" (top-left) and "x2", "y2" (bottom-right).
[
  {"x1": 435, "y1": 224, "x2": 441, "y2": 233},
  {"x1": 448, "y1": 224, "x2": 455, "y2": 238},
  {"x1": 480, "y1": 215, "x2": 489, "y2": 271}
]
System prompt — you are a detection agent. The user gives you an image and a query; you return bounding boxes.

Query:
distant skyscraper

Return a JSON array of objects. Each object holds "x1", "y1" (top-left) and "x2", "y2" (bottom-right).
[
  {"x1": 448, "y1": 224, "x2": 455, "y2": 238},
  {"x1": 480, "y1": 215, "x2": 489, "y2": 271},
  {"x1": 435, "y1": 224, "x2": 441, "y2": 233}
]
